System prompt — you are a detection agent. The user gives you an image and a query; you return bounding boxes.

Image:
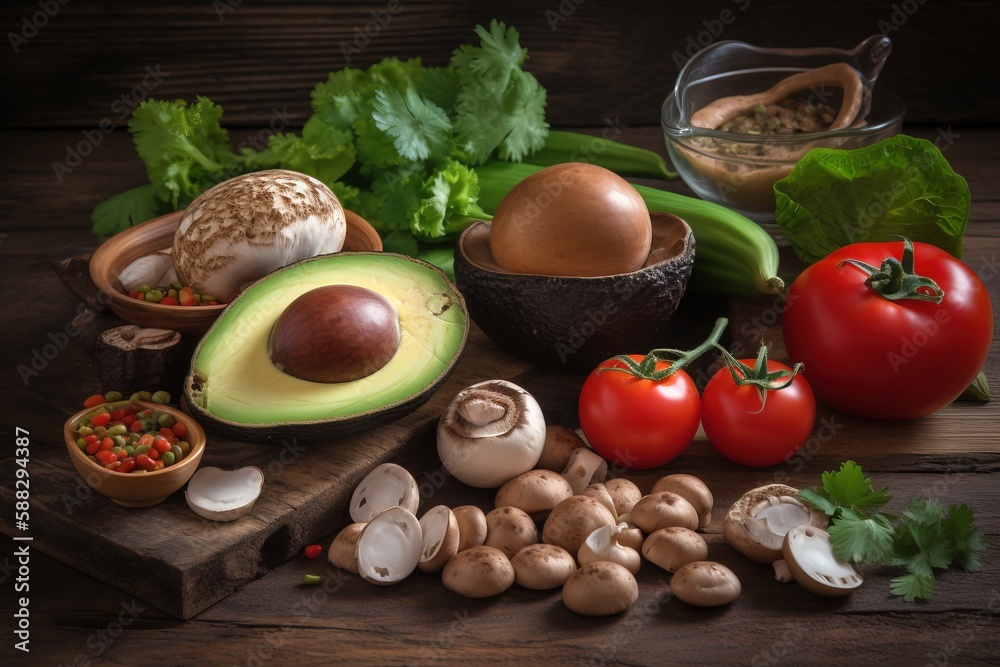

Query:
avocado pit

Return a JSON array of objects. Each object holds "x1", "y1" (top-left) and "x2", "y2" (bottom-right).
[{"x1": 268, "y1": 284, "x2": 401, "y2": 383}]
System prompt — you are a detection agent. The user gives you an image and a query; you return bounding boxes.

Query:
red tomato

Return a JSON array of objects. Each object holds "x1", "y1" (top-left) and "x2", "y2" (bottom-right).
[
  {"x1": 304, "y1": 544, "x2": 323, "y2": 560},
  {"x1": 701, "y1": 359, "x2": 816, "y2": 467},
  {"x1": 578, "y1": 355, "x2": 700, "y2": 469},
  {"x1": 783, "y1": 240, "x2": 993, "y2": 420}
]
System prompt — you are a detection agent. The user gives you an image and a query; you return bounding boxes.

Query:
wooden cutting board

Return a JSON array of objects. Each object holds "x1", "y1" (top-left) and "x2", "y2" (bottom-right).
[{"x1": 1, "y1": 265, "x2": 997, "y2": 619}]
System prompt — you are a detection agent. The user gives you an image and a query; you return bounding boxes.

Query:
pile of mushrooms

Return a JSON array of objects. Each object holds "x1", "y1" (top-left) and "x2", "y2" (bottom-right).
[{"x1": 323, "y1": 380, "x2": 750, "y2": 615}]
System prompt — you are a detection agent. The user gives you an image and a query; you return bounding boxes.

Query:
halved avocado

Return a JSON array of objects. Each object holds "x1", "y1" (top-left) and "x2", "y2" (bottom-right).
[
  {"x1": 183, "y1": 252, "x2": 468, "y2": 443},
  {"x1": 454, "y1": 212, "x2": 694, "y2": 371}
]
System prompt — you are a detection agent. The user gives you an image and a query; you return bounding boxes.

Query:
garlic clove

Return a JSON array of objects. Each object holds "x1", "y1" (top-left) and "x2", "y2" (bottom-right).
[
  {"x1": 577, "y1": 523, "x2": 641, "y2": 575},
  {"x1": 117, "y1": 253, "x2": 174, "y2": 291}
]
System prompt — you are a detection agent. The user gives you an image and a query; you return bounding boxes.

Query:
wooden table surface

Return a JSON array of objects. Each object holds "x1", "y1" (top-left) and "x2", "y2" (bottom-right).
[{"x1": 1, "y1": 126, "x2": 998, "y2": 666}]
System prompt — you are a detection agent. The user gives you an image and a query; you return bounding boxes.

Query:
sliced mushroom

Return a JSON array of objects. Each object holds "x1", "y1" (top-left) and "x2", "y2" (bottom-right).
[
  {"x1": 417, "y1": 505, "x2": 461, "y2": 573},
  {"x1": 442, "y1": 546, "x2": 515, "y2": 598},
  {"x1": 452, "y1": 505, "x2": 488, "y2": 552},
  {"x1": 642, "y1": 527, "x2": 708, "y2": 574},
  {"x1": 535, "y1": 425, "x2": 586, "y2": 472},
  {"x1": 783, "y1": 525, "x2": 863, "y2": 597},
  {"x1": 630, "y1": 492, "x2": 699, "y2": 534},
  {"x1": 563, "y1": 562, "x2": 639, "y2": 616},
  {"x1": 542, "y1": 495, "x2": 616, "y2": 558},
  {"x1": 723, "y1": 484, "x2": 828, "y2": 564},
  {"x1": 495, "y1": 469, "x2": 574, "y2": 521},
  {"x1": 603, "y1": 478, "x2": 642, "y2": 517},
  {"x1": 670, "y1": 561, "x2": 741, "y2": 607},
  {"x1": 327, "y1": 522, "x2": 365, "y2": 574},
  {"x1": 349, "y1": 463, "x2": 419, "y2": 524},
  {"x1": 437, "y1": 380, "x2": 547, "y2": 488},
  {"x1": 560, "y1": 448, "x2": 608, "y2": 494},
  {"x1": 651, "y1": 474, "x2": 713, "y2": 529},
  {"x1": 185, "y1": 466, "x2": 264, "y2": 522},
  {"x1": 484, "y1": 506, "x2": 539, "y2": 559},
  {"x1": 511, "y1": 543, "x2": 578, "y2": 590},
  {"x1": 356, "y1": 506, "x2": 422, "y2": 586},
  {"x1": 581, "y1": 483, "x2": 618, "y2": 520},
  {"x1": 578, "y1": 523, "x2": 641, "y2": 575}
]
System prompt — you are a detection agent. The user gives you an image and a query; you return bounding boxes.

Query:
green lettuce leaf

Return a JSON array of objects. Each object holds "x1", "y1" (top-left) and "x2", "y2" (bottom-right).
[{"x1": 774, "y1": 135, "x2": 970, "y2": 265}]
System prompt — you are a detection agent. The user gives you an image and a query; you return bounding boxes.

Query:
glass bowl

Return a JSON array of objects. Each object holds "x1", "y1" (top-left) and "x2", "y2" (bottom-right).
[{"x1": 662, "y1": 36, "x2": 905, "y2": 228}]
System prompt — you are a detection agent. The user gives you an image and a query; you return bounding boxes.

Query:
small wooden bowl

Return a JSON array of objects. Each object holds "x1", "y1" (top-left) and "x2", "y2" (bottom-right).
[
  {"x1": 64, "y1": 400, "x2": 207, "y2": 507},
  {"x1": 89, "y1": 209, "x2": 383, "y2": 335}
]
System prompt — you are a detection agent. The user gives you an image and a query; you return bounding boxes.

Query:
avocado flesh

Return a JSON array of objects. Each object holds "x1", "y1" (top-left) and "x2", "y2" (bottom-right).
[{"x1": 190, "y1": 254, "x2": 466, "y2": 425}]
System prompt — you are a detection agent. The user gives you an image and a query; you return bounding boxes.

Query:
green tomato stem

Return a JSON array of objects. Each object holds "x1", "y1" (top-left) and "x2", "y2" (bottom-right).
[
  {"x1": 837, "y1": 237, "x2": 945, "y2": 303},
  {"x1": 714, "y1": 342, "x2": 802, "y2": 413},
  {"x1": 600, "y1": 317, "x2": 728, "y2": 381}
]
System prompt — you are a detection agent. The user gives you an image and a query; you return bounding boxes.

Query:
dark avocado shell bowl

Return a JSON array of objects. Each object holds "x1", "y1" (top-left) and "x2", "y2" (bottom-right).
[
  {"x1": 182, "y1": 252, "x2": 469, "y2": 443},
  {"x1": 454, "y1": 212, "x2": 695, "y2": 371}
]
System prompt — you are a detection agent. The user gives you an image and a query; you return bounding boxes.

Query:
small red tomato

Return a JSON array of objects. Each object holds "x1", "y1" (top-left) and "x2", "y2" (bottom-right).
[
  {"x1": 111, "y1": 409, "x2": 126, "y2": 422},
  {"x1": 171, "y1": 422, "x2": 187, "y2": 439},
  {"x1": 159, "y1": 296, "x2": 179, "y2": 306},
  {"x1": 304, "y1": 544, "x2": 323, "y2": 560},
  {"x1": 84, "y1": 394, "x2": 107, "y2": 408},
  {"x1": 89, "y1": 412, "x2": 111, "y2": 428},
  {"x1": 701, "y1": 352, "x2": 816, "y2": 467},
  {"x1": 100, "y1": 437, "x2": 115, "y2": 452},
  {"x1": 136, "y1": 454, "x2": 156, "y2": 470},
  {"x1": 86, "y1": 441, "x2": 101, "y2": 455},
  {"x1": 153, "y1": 439, "x2": 172, "y2": 454},
  {"x1": 119, "y1": 457, "x2": 136, "y2": 473}
]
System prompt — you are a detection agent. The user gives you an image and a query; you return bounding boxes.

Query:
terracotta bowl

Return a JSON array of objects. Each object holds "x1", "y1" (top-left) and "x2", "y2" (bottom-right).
[
  {"x1": 64, "y1": 400, "x2": 207, "y2": 507},
  {"x1": 89, "y1": 209, "x2": 383, "y2": 335}
]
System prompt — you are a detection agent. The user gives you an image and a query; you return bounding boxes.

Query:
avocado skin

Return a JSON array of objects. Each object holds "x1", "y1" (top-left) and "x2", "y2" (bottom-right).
[
  {"x1": 454, "y1": 219, "x2": 695, "y2": 371},
  {"x1": 181, "y1": 252, "x2": 468, "y2": 443}
]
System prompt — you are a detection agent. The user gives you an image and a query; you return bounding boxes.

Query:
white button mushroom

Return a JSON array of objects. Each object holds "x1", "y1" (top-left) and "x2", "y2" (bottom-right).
[
  {"x1": 442, "y1": 546, "x2": 515, "y2": 598},
  {"x1": 562, "y1": 561, "x2": 639, "y2": 616},
  {"x1": 670, "y1": 561, "x2": 742, "y2": 607},
  {"x1": 580, "y1": 483, "x2": 619, "y2": 521},
  {"x1": 603, "y1": 478, "x2": 642, "y2": 518},
  {"x1": 437, "y1": 380, "x2": 547, "y2": 488},
  {"x1": 172, "y1": 169, "x2": 347, "y2": 303}
]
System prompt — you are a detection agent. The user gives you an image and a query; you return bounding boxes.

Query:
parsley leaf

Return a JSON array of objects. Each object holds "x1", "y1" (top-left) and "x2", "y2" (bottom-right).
[
  {"x1": 372, "y1": 88, "x2": 452, "y2": 162},
  {"x1": 822, "y1": 460, "x2": 891, "y2": 510},
  {"x1": 91, "y1": 184, "x2": 168, "y2": 237},
  {"x1": 889, "y1": 572, "x2": 935, "y2": 603},
  {"x1": 942, "y1": 504, "x2": 985, "y2": 572},
  {"x1": 827, "y1": 508, "x2": 895, "y2": 563}
]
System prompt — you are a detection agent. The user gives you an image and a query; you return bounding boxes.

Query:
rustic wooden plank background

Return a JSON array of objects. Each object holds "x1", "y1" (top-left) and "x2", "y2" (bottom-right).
[{"x1": 1, "y1": 0, "x2": 997, "y2": 130}]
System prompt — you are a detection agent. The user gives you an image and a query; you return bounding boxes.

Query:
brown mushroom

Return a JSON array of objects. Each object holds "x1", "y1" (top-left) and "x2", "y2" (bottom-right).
[
  {"x1": 670, "y1": 561, "x2": 741, "y2": 607},
  {"x1": 484, "y1": 506, "x2": 539, "y2": 559},
  {"x1": 452, "y1": 505, "x2": 488, "y2": 552},
  {"x1": 651, "y1": 474, "x2": 713, "y2": 529},
  {"x1": 495, "y1": 469, "x2": 574, "y2": 521},
  {"x1": 511, "y1": 543, "x2": 578, "y2": 590},
  {"x1": 442, "y1": 546, "x2": 515, "y2": 598},
  {"x1": 630, "y1": 492, "x2": 699, "y2": 534},
  {"x1": 603, "y1": 478, "x2": 642, "y2": 517},
  {"x1": 642, "y1": 526, "x2": 709, "y2": 574},
  {"x1": 327, "y1": 522, "x2": 365, "y2": 574},
  {"x1": 723, "y1": 484, "x2": 828, "y2": 564},
  {"x1": 535, "y1": 425, "x2": 586, "y2": 472},
  {"x1": 542, "y1": 495, "x2": 616, "y2": 558}
]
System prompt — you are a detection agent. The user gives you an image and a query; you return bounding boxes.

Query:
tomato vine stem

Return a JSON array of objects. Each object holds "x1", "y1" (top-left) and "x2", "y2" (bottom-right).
[
  {"x1": 599, "y1": 317, "x2": 728, "y2": 381},
  {"x1": 837, "y1": 237, "x2": 945, "y2": 303}
]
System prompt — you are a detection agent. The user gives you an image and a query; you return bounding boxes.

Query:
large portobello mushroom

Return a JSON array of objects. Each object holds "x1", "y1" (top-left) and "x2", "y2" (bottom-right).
[{"x1": 183, "y1": 253, "x2": 468, "y2": 442}]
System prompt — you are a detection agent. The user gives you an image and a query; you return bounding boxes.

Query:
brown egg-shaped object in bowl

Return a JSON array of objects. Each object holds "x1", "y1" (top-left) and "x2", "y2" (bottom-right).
[
  {"x1": 454, "y1": 212, "x2": 694, "y2": 370},
  {"x1": 88, "y1": 209, "x2": 383, "y2": 336}
]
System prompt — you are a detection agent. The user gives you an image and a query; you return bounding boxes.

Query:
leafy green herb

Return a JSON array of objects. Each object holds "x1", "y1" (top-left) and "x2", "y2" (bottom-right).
[
  {"x1": 798, "y1": 461, "x2": 985, "y2": 601},
  {"x1": 775, "y1": 135, "x2": 971, "y2": 265}
]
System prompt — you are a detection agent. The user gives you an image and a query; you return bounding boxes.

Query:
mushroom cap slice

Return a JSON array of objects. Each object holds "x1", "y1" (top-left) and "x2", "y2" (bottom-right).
[
  {"x1": 327, "y1": 522, "x2": 365, "y2": 574},
  {"x1": 560, "y1": 448, "x2": 608, "y2": 495},
  {"x1": 185, "y1": 466, "x2": 264, "y2": 522},
  {"x1": 356, "y1": 506, "x2": 422, "y2": 586},
  {"x1": 418, "y1": 505, "x2": 461, "y2": 573},
  {"x1": 630, "y1": 492, "x2": 699, "y2": 534},
  {"x1": 495, "y1": 469, "x2": 574, "y2": 521},
  {"x1": 442, "y1": 546, "x2": 515, "y2": 598},
  {"x1": 484, "y1": 506, "x2": 539, "y2": 559},
  {"x1": 671, "y1": 561, "x2": 741, "y2": 607},
  {"x1": 783, "y1": 525, "x2": 863, "y2": 597},
  {"x1": 349, "y1": 463, "x2": 419, "y2": 524},
  {"x1": 173, "y1": 169, "x2": 347, "y2": 303},
  {"x1": 642, "y1": 527, "x2": 708, "y2": 574},
  {"x1": 563, "y1": 561, "x2": 639, "y2": 616},
  {"x1": 723, "y1": 484, "x2": 828, "y2": 564},
  {"x1": 511, "y1": 543, "x2": 578, "y2": 590}
]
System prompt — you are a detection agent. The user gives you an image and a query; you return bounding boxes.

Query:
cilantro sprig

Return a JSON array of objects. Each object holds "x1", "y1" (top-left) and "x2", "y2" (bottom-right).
[{"x1": 798, "y1": 461, "x2": 985, "y2": 601}]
